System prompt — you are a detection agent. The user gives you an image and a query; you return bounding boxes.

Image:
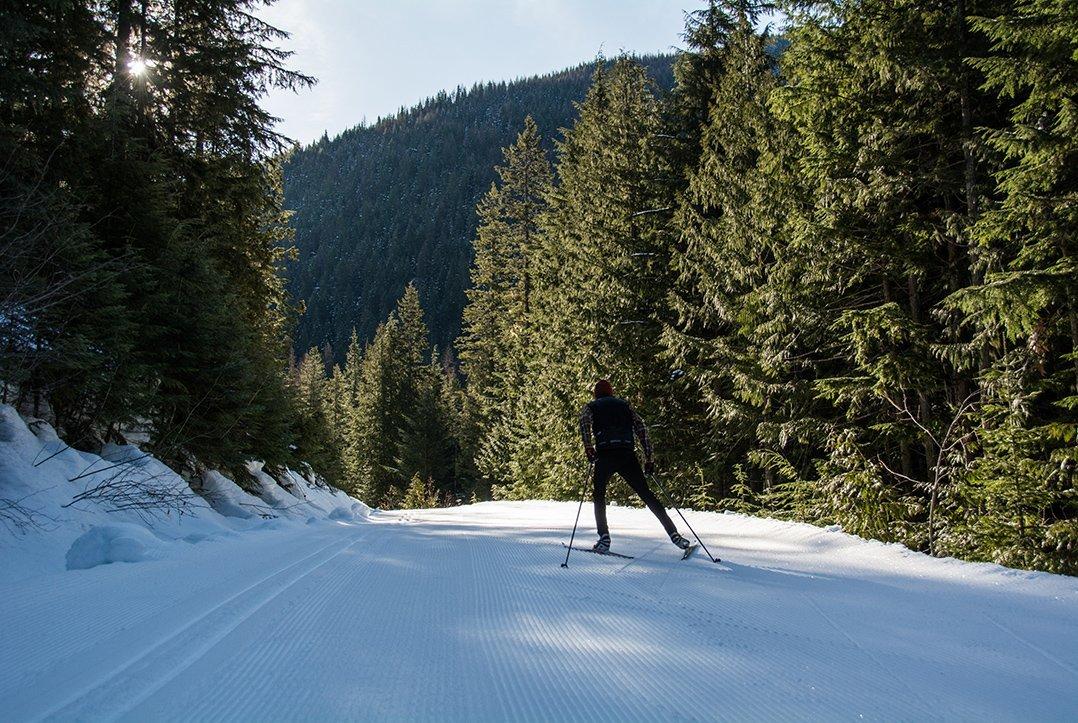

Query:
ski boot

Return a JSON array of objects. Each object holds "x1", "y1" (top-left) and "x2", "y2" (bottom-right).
[
  {"x1": 671, "y1": 532, "x2": 698, "y2": 559},
  {"x1": 592, "y1": 533, "x2": 611, "y2": 554}
]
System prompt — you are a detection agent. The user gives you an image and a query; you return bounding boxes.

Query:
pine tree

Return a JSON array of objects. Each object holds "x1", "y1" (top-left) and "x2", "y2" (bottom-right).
[
  {"x1": 0, "y1": 2, "x2": 155, "y2": 444},
  {"x1": 459, "y1": 116, "x2": 553, "y2": 489},
  {"x1": 320, "y1": 363, "x2": 348, "y2": 465},
  {"x1": 398, "y1": 355, "x2": 454, "y2": 496},
  {"x1": 668, "y1": 1, "x2": 739, "y2": 174},
  {"x1": 939, "y1": 0, "x2": 1078, "y2": 572},
  {"x1": 343, "y1": 329, "x2": 364, "y2": 404},
  {"x1": 690, "y1": 469, "x2": 720, "y2": 512},
  {"x1": 337, "y1": 329, "x2": 365, "y2": 488},
  {"x1": 290, "y1": 347, "x2": 339, "y2": 480},
  {"x1": 401, "y1": 474, "x2": 440, "y2": 509},
  {"x1": 664, "y1": 3, "x2": 799, "y2": 501},
  {"x1": 395, "y1": 283, "x2": 430, "y2": 370},
  {"x1": 350, "y1": 283, "x2": 473, "y2": 506},
  {"x1": 133, "y1": 0, "x2": 311, "y2": 470},
  {"x1": 1, "y1": 1, "x2": 317, "y2": 476},
  {"x1": 756, "y1": 0, "x2": 1011, "y2": 549},
  {"x1": 494, "y1": 58, "x2": 694, "y2": 501},
  {"x1": 437, "y1": 350, "x2": 480, "y2": 499},
  {"x1": 352, "y1": 315, "x2": 406, "y2": 503}
]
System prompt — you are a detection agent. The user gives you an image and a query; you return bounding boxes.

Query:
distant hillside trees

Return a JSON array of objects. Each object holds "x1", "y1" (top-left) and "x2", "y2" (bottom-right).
[
  {"x1": 299, "y1": 285, "x2": 476, "y2": 507},
  {"x1": 281, "y1": 55, "x2": 675, "y2": 359}
]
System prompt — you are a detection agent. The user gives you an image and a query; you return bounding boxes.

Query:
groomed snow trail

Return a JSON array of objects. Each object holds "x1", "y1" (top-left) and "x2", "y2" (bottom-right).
[{"x1": 2, "y1": 502, "x2": 1077, "y2": 721}]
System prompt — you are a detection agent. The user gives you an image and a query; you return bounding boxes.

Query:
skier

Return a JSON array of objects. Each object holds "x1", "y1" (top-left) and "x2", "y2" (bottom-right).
[{"x1": 579, "y1": 379, "x2": 692, "y2": 555}]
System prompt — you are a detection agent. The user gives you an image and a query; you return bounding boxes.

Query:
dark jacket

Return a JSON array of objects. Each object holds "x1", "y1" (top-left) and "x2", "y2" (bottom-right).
[{"x1": 579, "y1": 395, "x2": 653, "y2": 459}]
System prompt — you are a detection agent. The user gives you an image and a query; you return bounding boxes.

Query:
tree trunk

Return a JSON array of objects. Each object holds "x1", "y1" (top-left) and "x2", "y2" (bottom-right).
[
  {"x1": 956, "y1": 0, "x2": 979, "y2": 223},
  {"x1": 114, "y1": 0, "x2": 134, "y2": 77},
  {"x1": 919, "y1": 391, "x2": 934, "y2": 477},
  {"x1": 907, "y1": 275, "x2": 920, "y2": 323},
  {"x1": 928, "y1": 481, "x2": 938, "y2": 556},
  {"x1": 1070, "y1": 300, "x2": 1078, "y2": 393},
  {"x1": 955, "y1": 0, "x2": 990, "y2": 379}
]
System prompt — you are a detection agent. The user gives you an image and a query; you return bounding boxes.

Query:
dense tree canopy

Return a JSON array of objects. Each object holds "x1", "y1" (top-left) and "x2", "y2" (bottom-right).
[
  {"x1": 452, "y1": 1, "x2": 1077, "y2": 574},
  {"x1": 0, "y1": 0, "x2": 319, "y2": 477}
]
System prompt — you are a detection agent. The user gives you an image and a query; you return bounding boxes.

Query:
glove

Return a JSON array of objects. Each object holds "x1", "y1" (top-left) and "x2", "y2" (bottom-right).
[
  {"x1": 585, "y1": 446, "x2": 596, "y2": 463},
  {"x1": 644, "y1": 459, "x2": 655, "y2": 475}
]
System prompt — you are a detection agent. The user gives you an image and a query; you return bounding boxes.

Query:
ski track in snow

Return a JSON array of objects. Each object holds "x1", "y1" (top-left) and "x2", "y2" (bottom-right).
[{"x1": 2, "y1": 501, "x2": 1077, "y2": 721}]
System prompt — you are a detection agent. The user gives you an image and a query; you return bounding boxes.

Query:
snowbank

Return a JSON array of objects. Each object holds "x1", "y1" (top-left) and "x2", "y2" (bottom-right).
[
  {"x1": 0, "y1": 404, "x2": 366, "y2": 582},
  {"x1": 65, "y1": 523, "x2": 162, "y2": 570},
  {"x1": 277, "y1": 467, "x2": 371, "y2": 519},
  {"x1": 243, "y1": 462, "x2": 370, "y2": 521},
  {"x1": 199, "y1": 470, "x2": 260, "y2": 519}
]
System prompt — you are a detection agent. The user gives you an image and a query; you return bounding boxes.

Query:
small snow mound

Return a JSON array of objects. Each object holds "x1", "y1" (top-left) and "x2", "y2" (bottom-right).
[
  {"x1": 328, "y1": 506, "x2": 356, "y2": 521},
  {"x1": 99, "y1": 442, "x2": 146, "y2": 464},
  {"x1": 65, "y1": 524, "x2": 160, "y2": 570},
  {"x1": 824, "y1": 524, "x2": 843, "y2": 533},
  {"x1": 0, "y1": 404, "x2": 42, "y2": 456},
  {"x1": 199, "y1": 470, "x2": 259, "y2": 519},
  {"x1": 27, "y1": 418, "x2": 62, "y2": 444}
]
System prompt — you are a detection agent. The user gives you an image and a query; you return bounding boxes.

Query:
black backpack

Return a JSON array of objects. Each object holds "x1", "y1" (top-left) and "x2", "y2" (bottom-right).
[{"x1": 588, "y1": 396, "x2": 635, "y2": 451}]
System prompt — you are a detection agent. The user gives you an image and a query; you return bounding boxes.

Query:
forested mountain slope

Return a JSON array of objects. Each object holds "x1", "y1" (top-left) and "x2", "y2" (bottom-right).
[{"x1": 282, "y1": 55, "x2": 674, "y2": 357}]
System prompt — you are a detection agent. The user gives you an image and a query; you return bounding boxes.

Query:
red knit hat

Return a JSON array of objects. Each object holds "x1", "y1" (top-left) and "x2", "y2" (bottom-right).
[{"x1": 593, "y1": 379, "x2": 614, "y2": 398}]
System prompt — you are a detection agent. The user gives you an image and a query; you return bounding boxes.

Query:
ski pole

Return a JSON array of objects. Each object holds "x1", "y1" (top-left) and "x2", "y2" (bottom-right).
[
  {"x1": 561, "y1": 463, "x2": 591, "y2": 568},
  {"x1": 650, "y1": 473, "x2": 720, "y2": 563}
]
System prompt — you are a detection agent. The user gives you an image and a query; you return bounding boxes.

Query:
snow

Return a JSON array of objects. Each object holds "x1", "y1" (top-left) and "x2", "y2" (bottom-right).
[
  {"x1": 0, "y1": 404, "x2": 363, "y2": 582},
  {"x1": 199, "y1": 470, "x2": 261, "y2": 519},
  {"x1": 1, "y1": 404, "x2": 1077, "y2": 720},
  {"x1": 65, "y1": 523, "x2": 163, "y2": 570}
]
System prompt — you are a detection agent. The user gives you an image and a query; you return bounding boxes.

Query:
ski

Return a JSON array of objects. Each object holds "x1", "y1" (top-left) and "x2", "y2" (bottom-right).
[
  {"x1": 563, "y1": 542, "x2": 720, "y2": 563},
  {"x1": 561, "y1": 543, "x2": 634, "y2": 560}
]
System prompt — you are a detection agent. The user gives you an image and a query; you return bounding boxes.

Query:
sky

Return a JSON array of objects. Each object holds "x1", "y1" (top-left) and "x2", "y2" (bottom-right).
[{"x1": 259, "y1": 0, "x2": 697, "y2": 146}]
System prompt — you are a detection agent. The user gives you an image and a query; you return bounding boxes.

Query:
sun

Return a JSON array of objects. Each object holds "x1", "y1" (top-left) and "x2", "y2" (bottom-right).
[{"x1": 127, "y1": 57, "x2": 151, "y2": 76}]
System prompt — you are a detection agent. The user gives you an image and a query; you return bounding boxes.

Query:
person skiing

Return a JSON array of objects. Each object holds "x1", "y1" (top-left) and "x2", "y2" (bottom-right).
[{"x1": 579, "y1": 378, "x2": 692, "y2": 554}]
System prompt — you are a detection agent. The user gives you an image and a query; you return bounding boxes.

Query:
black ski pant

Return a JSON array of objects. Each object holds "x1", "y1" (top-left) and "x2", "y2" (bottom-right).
[{"x1": 593, "y1": 448, "x2": 677, "y2": 538}]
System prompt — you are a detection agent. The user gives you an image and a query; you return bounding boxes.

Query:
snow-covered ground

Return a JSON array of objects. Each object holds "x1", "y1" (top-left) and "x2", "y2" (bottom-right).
[
  {"x1": 2, "y1": 491, "x2": 1077, "y2": 720},
  {"x1": 2, "y1": 404, "x2": 1077, "y2": 720}
]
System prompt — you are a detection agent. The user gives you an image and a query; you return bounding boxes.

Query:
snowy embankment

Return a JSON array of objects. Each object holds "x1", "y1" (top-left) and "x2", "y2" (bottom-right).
[
  {"x1": 2, "y1": 407, "x2": 1077, "y2": 720},
  {"x1": 0, "y1": 404, "x2": 368, "y2": 584}
]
